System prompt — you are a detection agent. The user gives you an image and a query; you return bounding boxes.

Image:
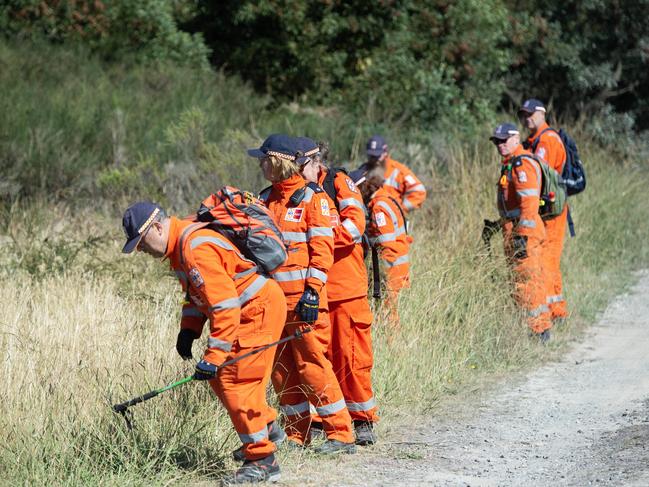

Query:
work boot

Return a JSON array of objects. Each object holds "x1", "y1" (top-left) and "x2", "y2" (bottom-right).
[
  {"x1": 553, "y1": 316, "x2": 567, "y2": 327},
  {"x1": 309, "y1": 421, "x2": 326, "y2": 443},
  {"x1": 354, "y1": 420, "x2": 377, "y2": 446},
  {"x1": 232, "y1": 421, "x2": 287, "y2": 462},
  {"x1": 221, "y1": 454, "x2": 281, "y2": 485},
  {"x1": 312, "y1": 439, "x2": 356, "y2": 455},
  {"x1": 538, "y1": 329, "x2": 551, "y2": 344}
]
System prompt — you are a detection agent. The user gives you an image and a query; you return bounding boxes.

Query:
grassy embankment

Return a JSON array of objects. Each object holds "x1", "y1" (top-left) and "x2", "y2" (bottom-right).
[{"x1": 1, "y1": 43, "x2": 649, "y2": 485}]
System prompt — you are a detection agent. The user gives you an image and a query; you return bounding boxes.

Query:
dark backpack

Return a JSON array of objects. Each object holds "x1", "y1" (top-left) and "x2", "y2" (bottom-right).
[
  {"x1": 322, "y1": 167, "x2": 349, "y2": 209},
  {"x1": 529, "y1": 128, "x2": 586, "y2": 197}
]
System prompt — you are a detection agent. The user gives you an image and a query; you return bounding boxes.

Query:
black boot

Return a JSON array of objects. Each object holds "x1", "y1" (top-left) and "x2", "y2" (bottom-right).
[
  {"x1": 354, "y1": 420, "x2": 377, "y2": 446},
  {"x1": 312, "y1": 439, "x2": 357, "y2": 455},
  {"x1": 221, "y1": 453, "x2": 281, "y2": 485}
]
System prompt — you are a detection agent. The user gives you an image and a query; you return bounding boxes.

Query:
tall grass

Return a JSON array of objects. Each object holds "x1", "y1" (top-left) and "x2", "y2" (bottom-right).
[{"x1": 1, "y1": 42, "x2": 649, "y2": 484}]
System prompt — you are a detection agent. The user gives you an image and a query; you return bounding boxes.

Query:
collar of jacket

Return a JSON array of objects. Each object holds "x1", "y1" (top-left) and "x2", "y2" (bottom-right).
[
  {"x1": 272, "y1": 173, "x2": 306, "y2": 196},
  {"x1": 528, "y1": 121, "x2": 550, "y2": 144},
  {"x1": 164, "y1": 216, "x2": 185, "y2": 263},
  {"x1": 503, "y1": 144, "x2": 528, "y2": 165}
]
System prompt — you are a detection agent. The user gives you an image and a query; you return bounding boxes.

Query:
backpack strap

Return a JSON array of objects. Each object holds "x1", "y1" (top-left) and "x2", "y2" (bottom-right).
[
  {"x1": 322, "y1": 167, "x2": 348, "y2": 209},
  {"x1": 258, "y1": 186, "x2": 272, "y2": 203},
  {"x1": 387, "y1": 195, "x2": 409, "y2": 235},
  {"x1": 529, "y1": 127, "x2": 556, "y2": 153}
]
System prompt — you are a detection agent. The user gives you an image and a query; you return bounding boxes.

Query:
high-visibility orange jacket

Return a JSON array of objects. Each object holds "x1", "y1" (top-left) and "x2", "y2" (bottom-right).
[
  {"x1": 317, "y1": 169, "x2": 367, "y2": 301},
  {"x1": 259, "y1": 173, "x2": 334, "y2": 308},
  {"x1": 166, "y1": 217, "x2": 277, "y2": 366},
  {"x1": 497, "y1": 145, "x2": 546, "y2": 241},
  {"x1": 526, "y1": 122, "x2": 567, "y2": 173},
  {"x1": 367, "y1": 187, "x2": 411, "y2": 288}
]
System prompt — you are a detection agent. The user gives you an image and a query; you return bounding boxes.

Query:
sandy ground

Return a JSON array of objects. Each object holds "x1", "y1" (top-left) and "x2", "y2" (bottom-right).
[{"x1": 284, "y1": 272, "x2": 649, "y2": 486}]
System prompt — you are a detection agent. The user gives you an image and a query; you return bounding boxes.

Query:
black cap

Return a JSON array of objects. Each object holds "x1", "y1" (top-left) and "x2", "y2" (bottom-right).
[{"x1": 121, "y1": 201, "x2": 163, "y2": 253}]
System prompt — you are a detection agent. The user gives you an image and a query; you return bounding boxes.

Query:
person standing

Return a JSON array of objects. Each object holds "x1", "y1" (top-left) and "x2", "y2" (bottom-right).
[
  {"x1": 121, "y1": 201, "x2": 286, "y2": 484},
  {"x1": 248, "y1": 134, "x2": 356, "y2": 454},
  {"x1": 490, "y1": 123, "x2": 552, "y2": 341},
  {"x1": 519, "y1": 99, "x2": 569, "y2": 322}
]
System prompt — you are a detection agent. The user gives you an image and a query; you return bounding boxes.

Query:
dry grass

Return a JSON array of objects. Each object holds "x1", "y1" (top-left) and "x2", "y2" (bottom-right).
[{"x1": 0, "y1": 138, "x2": 648, "y2": 485}]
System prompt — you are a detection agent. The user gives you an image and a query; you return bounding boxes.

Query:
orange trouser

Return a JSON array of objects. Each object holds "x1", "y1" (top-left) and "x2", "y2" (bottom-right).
[
  {"x1": 271, "y1": 310, "x2": 354, "y2": 445},
  {"x1": 380, "y1": 263, "x2": 410, "y2": 331},
  {"x1": 504, "y1": 236, "x2": 552, "y2": 333},
  {"x1": 542, "y1": 206, "x2": 568, "y2": 319},
  {"x1": 209, "y1": 281, "x2": 286, "y2": 461},
  {"x1": 327, "y1": 297, "x2": 378, "y2": 423}
]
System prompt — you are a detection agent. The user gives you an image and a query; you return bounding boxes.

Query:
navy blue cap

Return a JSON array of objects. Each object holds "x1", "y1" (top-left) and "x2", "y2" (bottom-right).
[
  {"x1": 247, "y1": 133, "x2": 296, "y2": 160},
  {"x1": 294, "y1": 136, "x2": 320, "y2": 165},
  {"x1": 366, "y1": 135, "x2": 388, "y2": 157},
  {"x1": 518, "y1": 98, "x2": 546, "y2": 114},
  {"x1": 122, "y1": 201, "x2": 163, "y2": 254},
  {"x1": 490, "y1": 123, "x2": 520, "y2": 141}
]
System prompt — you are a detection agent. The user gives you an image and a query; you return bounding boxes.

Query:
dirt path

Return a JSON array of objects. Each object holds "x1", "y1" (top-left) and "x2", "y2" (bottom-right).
[{"x1": 287, "y1": 272, "x2": 649, "y2": 486}]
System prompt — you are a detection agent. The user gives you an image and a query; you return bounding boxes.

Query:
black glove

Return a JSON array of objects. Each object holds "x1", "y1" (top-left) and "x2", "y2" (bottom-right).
[
  {"x1": 512, "y1": 235, "x2": 528, "y2": 259},
  {"x1": 481, "y1": 219, "x2": 501, "y2": 246},
  {"x1": 295, "y1": 287, "x2": 319, "y2": 323},
  {"x1": 176, "y1": 329, "x2": 199, "y2": 360},
  {"x1": 193, "y1": 359, "x2": 218, "y2": 380}
]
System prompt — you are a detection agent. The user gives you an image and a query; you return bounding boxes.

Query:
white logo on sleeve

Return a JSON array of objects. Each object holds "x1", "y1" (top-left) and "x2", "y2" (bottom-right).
[
  {"x1": 517, "y1": 171, "x2": 527, "y2": 183},
  {"x1": 345, "y1": 177, "x2": 358, "y2": 193},
  {"x1": 320, "y1": 199, "x2": 330, "y2": 216},
  {"x1": 375, "y1": 212, "x2": 387, "y2": 227},
  {"x1": 537, "y1": 147, "x2": 546, "y2": 159}
]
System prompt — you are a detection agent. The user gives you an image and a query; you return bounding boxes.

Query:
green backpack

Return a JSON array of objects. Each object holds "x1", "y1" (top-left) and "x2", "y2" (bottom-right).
[{"x1": 513, "y1": 155, "x2": 567, "y2": 219}]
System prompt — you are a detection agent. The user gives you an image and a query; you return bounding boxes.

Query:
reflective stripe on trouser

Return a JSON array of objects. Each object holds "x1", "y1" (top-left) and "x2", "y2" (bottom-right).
[
  {"x1": 327, "y1": 296, "x2": 379, "y2": 422},
  {"x1": 271, "y1": 310, "x2": 354, "y2": 445},
  {"x1": 542, "y1": 206, "x2": 568, "y2": 319},
  {"x1": 505, "y1": 235, "x2": 552, "y2": 333},
  {"x1": 209, "y1": 280, "x2": 286, "y2": 461}
]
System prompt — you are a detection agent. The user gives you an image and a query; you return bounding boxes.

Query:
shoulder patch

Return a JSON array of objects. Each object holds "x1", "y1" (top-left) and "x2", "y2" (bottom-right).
[
  {"x1": 188, "y1": 268, "x2": 204, "y2": 288},
  {"x1": 320, "y1": 198, "x2": 330, "y2": 216},
  {"x1": 516, "y1": 170, "x2": 528, "y2": 183},
  {"x1": 374, "y1": 212, "x2": 387, "y2": 227},
  {"x1": 536, "y1": 147, "x2": 547, "y2": 159},
  {"x1": 285, "y1": 207, "x2": 304, "y2": 222},
  {"x1": 344, "y1": 177, "x2": 358, "y2": 193},
  {"x1": 306, "y1": 182, "x2": 324, "y2": 193}
]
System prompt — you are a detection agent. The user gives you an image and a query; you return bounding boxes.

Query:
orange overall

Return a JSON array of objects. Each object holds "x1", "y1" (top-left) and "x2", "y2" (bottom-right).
[
  {"x1": 167, "y1": 217, "x2": 287, "y2": 461},
  {"x1": 318, "y1": 169, "x2": 378, "y2": 423},
  {"x1": 497, "y1": 145, "x2": 552, "y2": 334},
  {"x1": 527, "y1": 122, "x2": 568, "y2": 319},
  {"x1": 367, "y1": 187, "x2": 412, "y2": 330},
  {"x1": 260, "y1": 174, "x2": 354, "y2": 445},
  {"x1": 382, "y1": 157, "x2": 427, "y2": 212}
]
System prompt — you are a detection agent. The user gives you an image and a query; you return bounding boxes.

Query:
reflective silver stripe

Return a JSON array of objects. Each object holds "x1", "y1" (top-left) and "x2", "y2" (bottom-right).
[
  {"x1": 316, "y1": 398, "x2": 347, "y2": 416},
  {"x1": 547, "y1": 294, "x2": 564, "y2": 304},
  {"x1": 182, "y1": 307, "x2": 204, "y2": 318},
  {"x1": 233, "y1": 266, "x2": 258, "y2": 280},
  {"x1": 403, "y1": 198, "x2": 415, "y2": 211},
  {"x1": 238, "y1": 425, "x2": 268, "y2": 444},
  {"x1": 385, "y1": 169, "x2": 399, "y2": 188},
  {"x1": 281, "y1": 401, "x2": 311, "y2": 416},
  {"x1": 189, "y1": 235, "x2": 234, "y2": 251},
  {"x1": 238, "y1": 275, "x2": 268, "y2": 305},
  {"x1": 346, "y1": 397, "x2": 376, "y2": 412},
  {"x1": 519, "y1": 219, "x2": 536, "y2": 228},
  {"x1": 404, "y1": 184, "x2": 426, "y2": 194},
  {"x1": 342, "y1": 218, "x2": 362, "y2": 242},
  {"x1": 528, "y1": 304, "x2": 550, "y2": 318},
  {"x1": 306, "y1": 267, "x2": 327, "y2": 283},
  {"x1": 272, "y1": 269, "x2": 307, "y2": 282},
  {"x1": 209, "y1": 297, "x2": 240, "y2": 312},
  {"x1": 282, "y1": 231, "x2": 308, "y2": 242},
  {"x1": 383, "y1": 254, "x2": 409, "y2": 267},
  {"x1": 207, "y1": 336, "x2": 232, "y2": 352},
  {"x1": 339, "y1": 198, "x2": 364, "y2": 211},
  {"x1": 309, "y1": 403, "x2": 317, "y2": 415},
  {"x1": 517, "y1": 189, "x2": 539, "y2": 197},
  {"x1": 371, "y1": 233, "x2": 396, "y2": 244},
  {"x1": 303, "y1": 187, "x2": 315, "y2": 203},
  {"x1": 307, "y1": 227, "x2": 334, "y2": 239},
  {"x1": 175, "y1": 270, "x2": 188, "y2": 286}
]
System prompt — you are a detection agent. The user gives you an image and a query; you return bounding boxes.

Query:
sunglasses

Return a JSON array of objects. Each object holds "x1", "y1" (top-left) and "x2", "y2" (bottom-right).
[{"x1": 491, "y1": 137, "x2": 510, "y2": 146}]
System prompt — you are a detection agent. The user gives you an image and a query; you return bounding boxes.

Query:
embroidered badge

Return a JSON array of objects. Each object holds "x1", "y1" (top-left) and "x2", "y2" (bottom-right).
[
  {"x1": 189, "y1": 268, "x2": 204, "y2": 288},
  {"x1": 375, "y1": 212, "x2": 387, "y2": 227},
  {"x1": 285, "y1": 207, "x2": 304, "y2": 222},
  {"x1": 517, "y1": 171, "x2": 528, "y2": 183},
  {"x1": 537, "y1": 147, "x2": 546, "y2": 159},
  {"x1": 345, "y1": 177, "x2": 358, "y2": 193},
  {"x1": 320, "y1": 198, "x2": 330, "y2": 216}
]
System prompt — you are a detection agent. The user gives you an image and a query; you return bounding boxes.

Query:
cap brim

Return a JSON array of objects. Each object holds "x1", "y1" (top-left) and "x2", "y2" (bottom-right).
[
  {"x1": 122, "y1": 234, "x2": 142, "y2": 254},
  {"x1": 518, "y1": 107, "x2": 534, "y2": 114},
  {"x1": 366, "y1": 149, "x2": 384, "y2": 157},
  {"x1": 490, "y1": 136, "x2": 509, "y2": 142},
  {"x1": 247, "y1": 148, "x2": 266, "y2": 158}
]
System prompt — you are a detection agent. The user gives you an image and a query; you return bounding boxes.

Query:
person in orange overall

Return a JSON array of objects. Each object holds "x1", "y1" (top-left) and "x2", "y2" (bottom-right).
[
  {"x1": 121, "y1": 201, "x2": 286, "y2": 485},
  {"x1": 295, "y1": 136, "x2": 378, "y2": 446},
  {"x1": 361, "y1": 167, "x2": 412, "y2": 332},
  {"x1": 350, "y1": 135, "x2": 426, "y2": 212},
  {"x1": 490, "y1": 123, "x2": 552, "y2": 342},
  {"x1": 519, "y1": 98, "x2": 569, "y2": 322},
  {"x1": 248, "y1": 134, "x2": 356, "y2": 455}
]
